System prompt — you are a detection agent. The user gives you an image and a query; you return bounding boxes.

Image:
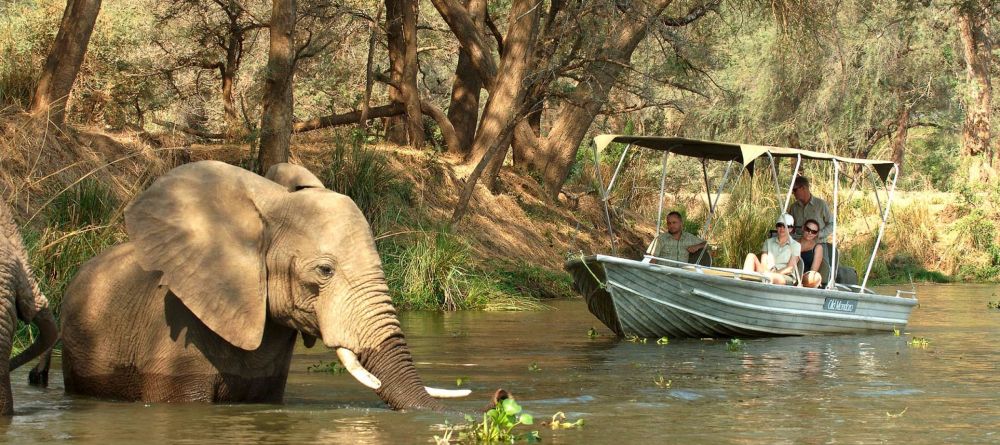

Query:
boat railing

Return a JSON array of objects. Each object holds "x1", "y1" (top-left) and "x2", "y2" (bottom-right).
[
  {"x1": 643, "y1": 255, "x2": 774, "y2": 283},
  {"x1": 894, "y1": 290, "x2": 917, "y2": 299}
]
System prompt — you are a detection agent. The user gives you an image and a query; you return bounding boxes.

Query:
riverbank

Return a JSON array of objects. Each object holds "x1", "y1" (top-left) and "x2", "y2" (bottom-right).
[{"x1": 2, "y1": 117, "x2": 998, "y2": 350}]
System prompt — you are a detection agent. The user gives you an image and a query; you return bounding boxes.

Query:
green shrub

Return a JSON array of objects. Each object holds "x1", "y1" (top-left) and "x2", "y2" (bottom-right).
[
  {"x1": 382, "y1": 230, "x2": 546, "y2": 311},
  {"x1": 15, "y1": 179, "x2": 125, "y2": 354},
  {"x1": 322, "y1": 141, "x2": 411, "y2": 233}
]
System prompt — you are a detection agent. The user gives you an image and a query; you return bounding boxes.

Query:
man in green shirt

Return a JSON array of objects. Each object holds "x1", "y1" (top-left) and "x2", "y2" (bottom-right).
[
  {"x1": 788, "y1": 176, "x2": 833, "y2": 243},
  {"x1": 652, "y1": 211, "x2": 707, "y2": 264}
]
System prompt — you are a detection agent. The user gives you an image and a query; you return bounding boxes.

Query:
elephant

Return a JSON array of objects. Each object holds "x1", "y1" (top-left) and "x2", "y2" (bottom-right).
[
  {"x1": 54, "y1": 160, "x2": 467, "y2": 410},
  {"x1": 0, "y1": 201, "x2": 59, "y2": 415}
]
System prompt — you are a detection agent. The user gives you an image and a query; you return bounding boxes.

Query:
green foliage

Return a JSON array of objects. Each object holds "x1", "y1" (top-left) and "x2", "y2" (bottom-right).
[
  {"x1": 381, "y1": 230, "x2": 546, "y2": 311},
  {"x1": 450, "y1": 397, "x2": 539, "y2": 444},
  {"x1": 306, "y1": 360, "x2": 346, "y2": 374},
  {"x1": 711, "y1": 176, "x2": 777, "y2": 268},
  {"x1": 493, "y1": 263, "x2": 575, "y2": 300},
  {"x1": 15, "y1": 179, "x2": 125, "y2": 354},
  {"x1": 727, "y1": 338, "x2": 745, "y2": 352},
  {"x1": 322, "y1": 140, "x2": 411, "y2": 233}
]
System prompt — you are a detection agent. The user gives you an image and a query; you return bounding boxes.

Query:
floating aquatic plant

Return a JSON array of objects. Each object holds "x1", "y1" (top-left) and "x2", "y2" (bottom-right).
[
  {"x1": 727, "y1": 338, "x2": 745, "y2": 352},
  {"x1": 528, "y1": 362, "x2": 541, "y2": 372},
  {"x1": 587, "y1": 327, "x2": 599, "y2": 338},
  {"x1": 908, "y1": 337, "x2": 930, "y2": 348},
  {"x1": 306, "y1": 360, "x2": 346, "y2": 374},
  {"x1": 656, "y1": 337, "x2": 670, "y2": 345},
  {"x1": 653, "y1": 375, "x2": 672, "y2": 388},
  {"x1": 546, "y1": 412, "x2": 585, "y2": 430},
  {"x1": 624, "y1": 334, "x2": 647, "y2": 344}
]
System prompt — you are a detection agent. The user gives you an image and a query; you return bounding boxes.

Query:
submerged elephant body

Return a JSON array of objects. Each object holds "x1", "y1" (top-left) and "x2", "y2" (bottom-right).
[
  {"x1": 61, "y1": 243, "x2": 298, "y2": 402},
  {"x1": 57, "y1": 161, "x2": 452, "y2": 409}
]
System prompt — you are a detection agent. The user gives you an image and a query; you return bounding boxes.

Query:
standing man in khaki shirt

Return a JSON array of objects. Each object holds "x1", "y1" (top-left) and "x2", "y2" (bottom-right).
[
  {"x1": 788, "y1": 176, "x2": 833, "y2": 243},
  {"x1": 652, "y1": 211, "x2": 707, "y2": 264}
]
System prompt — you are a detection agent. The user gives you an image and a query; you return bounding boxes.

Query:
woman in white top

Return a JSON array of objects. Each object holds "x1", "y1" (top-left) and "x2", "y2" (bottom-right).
[{"x1": 743, "y1": 213, "x2": 801, "y2": 285}]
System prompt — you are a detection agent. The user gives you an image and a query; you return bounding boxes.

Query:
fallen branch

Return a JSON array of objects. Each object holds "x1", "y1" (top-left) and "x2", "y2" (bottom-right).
[{"x1": 293, "y1": 103, "x2": 404, "y2": 133}]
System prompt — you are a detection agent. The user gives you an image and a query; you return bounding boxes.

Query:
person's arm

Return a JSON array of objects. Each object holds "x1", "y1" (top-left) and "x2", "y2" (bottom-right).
[
  {"x1": 818, "y1": 200, "x2": 835, "y2": 241},
  {"x1": 686, "y1": 237, "x2": 707, "y2": 254},
  {"x1": 811, "y1": 244, "x2": 824, "y2": 272},
  {"x1": 777, "y1": 255, "x2": 798, "y2": 275}
]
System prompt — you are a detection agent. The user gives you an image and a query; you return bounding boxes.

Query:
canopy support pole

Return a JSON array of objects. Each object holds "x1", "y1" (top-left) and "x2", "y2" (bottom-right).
[
  {"x1": 827, "y1": 160, "x2": 840, "y2": 289},
  {"x1": 606, "y1": 144, "x2": 632, "y2": 196},
  {"x1": 782, "y1": 154, "x2": 802, "y2": 214},
  {"x1": 765, "y1": 151, "x2": 781, "y2": 219},
  {"x1": 861, "y1": 164, "x2": 899, "y2": 292},
  {"x1": 695, "y1": 159, "x2": 735, "y2": 265},
  {"x1": 648, "y1": 151, "x2": 671, "y2": 255},
  {"x1": 701, "y1": 160, "x2": 715, "y2": 213},
  {"x1": 592, "y1": 142, "x2": 618, "y2": 256}
]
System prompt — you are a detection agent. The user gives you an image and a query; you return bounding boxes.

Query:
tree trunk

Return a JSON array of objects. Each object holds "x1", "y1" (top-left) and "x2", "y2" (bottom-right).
[
  {"x1": 222, "y1": 22, "x2": 243, "y2": 139},
  {"x1": 384, "y1": 0, "x2": 408, "y2": 145},
  {"x1": 957, "y1": 2, "x2": 995, "y2": 182},
  {"x1": 29, "y1": 0, "x2": 102, "y2": 126},
  {"x1": 257, "y1": 0, "x2": 296, "y2": 175},
  {"x1": 446, "y1": 0, "x2": 486, "y2": 155},
  {"x1": 539, "y1": 0, "x2": 673, "y2": 199},
  {"x1": 890, "y1": 104, "x2": 909, "y2": 176},
  {"x1": 465, "y1": 0, "x2": 539, "y2": 166},
  {"x1": 451, "y1": 0, "x2": 540, "y2": 222},
  {"x1": 400, "y1": 0, "x2": 423, "y2": 148},
  {"x1": 430, "y1": 0, "x2": 497, "y2": 90}
]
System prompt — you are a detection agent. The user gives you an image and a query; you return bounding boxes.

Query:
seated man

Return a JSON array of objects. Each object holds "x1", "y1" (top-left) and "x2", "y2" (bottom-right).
[
  {"x1": 743, "y1": 213, "x2": 801, "y2": 285},
  {"x1": 652, "y1": 211, "x2": 707, "y2": 264},
  {"x1": 788, "y1": 175, "x2": 833, "y2": 242}
]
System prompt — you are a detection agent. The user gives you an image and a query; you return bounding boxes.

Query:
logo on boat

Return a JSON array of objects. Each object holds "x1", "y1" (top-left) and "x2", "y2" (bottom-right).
[{"x1": 823, "y1": 297, "x2": 858, "y2": 313}]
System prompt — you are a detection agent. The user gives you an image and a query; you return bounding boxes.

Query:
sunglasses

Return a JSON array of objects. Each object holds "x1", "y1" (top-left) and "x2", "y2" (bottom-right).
[
  {"x1": 775, "y1": 223, "x2": 787, "y2": 229},
  {"x1": 803, "y1": 227, "x2": 819, "y2": 234}
]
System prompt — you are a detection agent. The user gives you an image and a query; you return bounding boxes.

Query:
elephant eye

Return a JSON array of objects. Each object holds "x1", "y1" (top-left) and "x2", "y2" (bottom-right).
[{"x1": 316, "y1": 264, "x2": 335, "y2": 278}]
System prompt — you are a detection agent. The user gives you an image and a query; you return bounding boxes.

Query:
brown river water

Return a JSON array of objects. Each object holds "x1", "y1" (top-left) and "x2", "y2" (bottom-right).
[{"x1": 4, "y1": 284, "x2": 999, "y2": 444}]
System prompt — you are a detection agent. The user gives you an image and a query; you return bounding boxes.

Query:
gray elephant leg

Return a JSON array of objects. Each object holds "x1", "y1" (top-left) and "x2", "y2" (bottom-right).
[
  {"x1": 28, "y1": 349, "x2": 51, "y2": 387},
  {"x1": 0, "y1": 297, "x2": 14, "y2": 416}
]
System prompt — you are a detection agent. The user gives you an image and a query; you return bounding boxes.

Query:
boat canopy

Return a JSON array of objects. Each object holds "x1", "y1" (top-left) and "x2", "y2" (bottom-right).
[{"x1": 593, "y1": 135, "x2": 897, "y2": 181}]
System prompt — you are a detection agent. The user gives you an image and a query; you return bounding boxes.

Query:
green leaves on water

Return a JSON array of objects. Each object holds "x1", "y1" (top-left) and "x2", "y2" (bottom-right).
[{"x1": 727, "y1": 338, "x2": 746, "y2": 352}]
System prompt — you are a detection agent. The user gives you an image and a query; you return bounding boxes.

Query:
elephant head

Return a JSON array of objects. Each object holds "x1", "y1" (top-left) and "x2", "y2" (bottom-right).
[{"x1": 123, "y1": 161, "x2": 464, "y2": 410}]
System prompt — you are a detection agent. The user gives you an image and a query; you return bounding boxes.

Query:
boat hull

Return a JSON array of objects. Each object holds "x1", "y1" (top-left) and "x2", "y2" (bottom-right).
[{"x1": 565, "y1": 255, "x2": 917, "y2": 339}]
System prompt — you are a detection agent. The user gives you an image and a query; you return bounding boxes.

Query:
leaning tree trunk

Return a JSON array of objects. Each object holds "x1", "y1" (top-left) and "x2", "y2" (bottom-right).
[
  {"x1": 445, "y1": 0, "x2": 486, "y2": 155},
  {"x1": 464, "y1": 0, "x2": 540, "y2": 166},
  {"x1": 257, "y1": 0, "x2": 296, "y2": 175},
  {"x1": 29, "y1": 0, "x2": 102, "y2": 126},
  {"x1": 957, "y1": 2, "x2": 995, "y2": 182},
  {"x1": 538, "y1": 0, "x2": 673, "y2": 200},
  {"x1": 890, "y1": 104, "x2": 910, "y2": 177},
  {"x1": 451, "y1": 0, "x2": 540, "y2": 223}
]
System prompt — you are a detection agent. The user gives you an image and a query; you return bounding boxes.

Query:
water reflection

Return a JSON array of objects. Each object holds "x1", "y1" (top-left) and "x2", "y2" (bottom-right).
[{"x1": 5, "y1": 284, "x2": 1000, "y2": 443}]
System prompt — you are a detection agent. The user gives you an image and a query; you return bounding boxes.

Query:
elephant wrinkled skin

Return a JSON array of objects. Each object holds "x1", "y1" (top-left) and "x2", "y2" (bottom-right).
[
  {"x1": 0, "y1": 201, "x2": 58, "y2": 415},
  {"x1": 57, "y1": 161, "x2": 451, "y2": 410}
]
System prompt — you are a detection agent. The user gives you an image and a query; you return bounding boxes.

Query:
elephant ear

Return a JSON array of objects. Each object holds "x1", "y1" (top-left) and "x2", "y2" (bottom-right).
[
  {"x1": 125, "y1": 160, "x2": 285, "y2": 350},
  {"x1": 264, "y1": 163, "x2": 324, "y2": 192}
]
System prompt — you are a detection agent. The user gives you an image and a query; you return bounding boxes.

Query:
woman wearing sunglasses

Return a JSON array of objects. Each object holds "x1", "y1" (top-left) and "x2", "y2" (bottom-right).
[
  {"x1": 743, "y1": 213, "x2": 801, "y2": 285},
  {"x1": 798, "y1": 219, "x2": 825, "y2": 288}
]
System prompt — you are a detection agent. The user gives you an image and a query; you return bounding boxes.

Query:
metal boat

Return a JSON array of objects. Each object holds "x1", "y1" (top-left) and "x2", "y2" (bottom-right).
[{"x1": 566, "y1": 135, "x2": 918, "y2": 338}]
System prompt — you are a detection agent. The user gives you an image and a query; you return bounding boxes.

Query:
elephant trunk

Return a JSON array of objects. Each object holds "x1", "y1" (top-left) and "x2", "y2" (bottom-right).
[
  {"x1": 360, "y1": 331, "x2": 445, "y2": 411},
  {"x1": 10, "y1": 307, "x2": 58, "y2": 371}
]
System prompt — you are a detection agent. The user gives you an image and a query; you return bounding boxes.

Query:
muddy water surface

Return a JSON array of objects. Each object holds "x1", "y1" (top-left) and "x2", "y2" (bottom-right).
[{"x1": 5, "y1": 284, "x2": 1000, "y2": 444}]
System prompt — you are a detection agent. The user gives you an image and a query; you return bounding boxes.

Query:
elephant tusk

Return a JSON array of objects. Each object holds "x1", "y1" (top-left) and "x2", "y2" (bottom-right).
[
  {"x1": 425, "y1": 387, "x2": 472, "y2": 398},
  {"x1": 336, "y1": 348, "x2": 382, "y2": 390}
]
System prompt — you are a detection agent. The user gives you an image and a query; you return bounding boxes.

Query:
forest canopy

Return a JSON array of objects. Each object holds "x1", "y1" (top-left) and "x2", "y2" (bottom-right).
[{"x1": 2, "y1": 0, "x2": 998, "y2": 198}]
